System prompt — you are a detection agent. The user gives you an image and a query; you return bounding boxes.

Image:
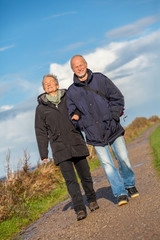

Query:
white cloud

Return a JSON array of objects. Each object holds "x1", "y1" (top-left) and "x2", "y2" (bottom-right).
[
  {"x1": 61, "y1": 42, "x2": 85, "y2": 52},
  {"x1": 0, "y1": 105, "x2": 14, "y2": 112},
  {"x1": 0, "y1": 99, "x2": 41, "y2": 177},
  {"x1": 0, "y1": 109, "x2": 37, "y2": 175},
  {"x1": 50, "y1": 29, "x2": 160, "y2": 110},
  {"x1": 106, "y1": 15, "x2": 160, "y2": 40},
  {"x1": 0, "y1": 110, "x2": 35, "y2": 146},
  {"x1": 0, "y1": 73, "x2": 39, "y2": 104},
  {"x1": 50, "y1": 61, "x2": 73, "y2": 89},
  {"x1": 0, "y1": 105, "x2": 50, "y2": 177},
  {"x1": 43, "y1": 11, "x2": 77, "y2": 20},
  {"x1": 0, "y1": 44, "x2": 15, "y2": 52}
]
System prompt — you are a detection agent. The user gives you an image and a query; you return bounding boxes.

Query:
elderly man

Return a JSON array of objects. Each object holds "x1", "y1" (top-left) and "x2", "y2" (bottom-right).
[
  {"x1": 66, "y1": 55, "x2": 139, "y2": 206},
  {"x1": 35, "y1": 74, "x2": 99, "y2": 221}
]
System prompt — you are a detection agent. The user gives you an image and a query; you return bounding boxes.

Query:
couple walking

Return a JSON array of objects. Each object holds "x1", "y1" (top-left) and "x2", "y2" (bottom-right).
[{"x1": 35, "y1": 55, "x2": 139, "y2": 221}]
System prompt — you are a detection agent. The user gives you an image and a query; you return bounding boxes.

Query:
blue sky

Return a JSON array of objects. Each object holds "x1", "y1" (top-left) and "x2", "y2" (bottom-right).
[{"x1": 0, "y1": 0, "x2": 160, "y2": 177}]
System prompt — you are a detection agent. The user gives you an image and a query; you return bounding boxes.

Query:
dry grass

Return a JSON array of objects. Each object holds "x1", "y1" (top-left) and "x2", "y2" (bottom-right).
[
  {"x1": 124, "y1": 115, "x2": 160, "y2": 142},
  {"x1": 0, "y1": 115, "x2": 159, "y2": 223},
  {"x1": 0, "y1": 160, "x2": 64, "y2": 222}
]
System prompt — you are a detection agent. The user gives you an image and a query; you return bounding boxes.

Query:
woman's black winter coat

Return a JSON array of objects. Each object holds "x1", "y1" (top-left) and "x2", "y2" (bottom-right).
[{"x1": 35, "y1": 90, "x2": 89, "y2": 165}]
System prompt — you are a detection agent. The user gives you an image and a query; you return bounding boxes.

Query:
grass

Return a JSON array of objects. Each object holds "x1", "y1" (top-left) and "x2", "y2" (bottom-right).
[
  {"x1": 0, "y1": 183, "x2": 68, "y2": 240},
  {"x1": 150, "y1": 125, "x2": 160, "y2": 176},
  {"x1": 88, "y1": 156, "x2": 101, "y2": 171}
]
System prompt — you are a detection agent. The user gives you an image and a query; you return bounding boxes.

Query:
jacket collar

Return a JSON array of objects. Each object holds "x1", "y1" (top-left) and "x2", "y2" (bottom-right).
[
  {"x1": 37, "y1": 89, "x2": 66, "y2": 105},
  {"x1": 73, "y1": 68, "x2": 93, "y2": 86}
]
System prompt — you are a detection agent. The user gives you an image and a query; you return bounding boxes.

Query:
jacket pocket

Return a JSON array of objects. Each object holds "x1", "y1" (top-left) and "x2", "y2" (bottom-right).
[
  {"x1": 51, "y1": 142, "x2": 66, "y2": 159},
  {"x1": 82, "y1": 117, "x2": 95, "y2": 128},
  {"x1": 110, "y1": 119, "x2": 120, "y2": 135}
]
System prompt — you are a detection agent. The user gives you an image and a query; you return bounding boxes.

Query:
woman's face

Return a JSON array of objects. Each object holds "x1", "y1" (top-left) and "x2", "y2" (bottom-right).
[{"x1": 43, "y1": 77, "x2": 59, "y2": 95}]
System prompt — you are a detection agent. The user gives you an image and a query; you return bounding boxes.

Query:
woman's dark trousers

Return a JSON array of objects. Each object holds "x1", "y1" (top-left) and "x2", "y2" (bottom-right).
[{"x1": 59, "y1": 157, "x2": 96, "y2": 213}]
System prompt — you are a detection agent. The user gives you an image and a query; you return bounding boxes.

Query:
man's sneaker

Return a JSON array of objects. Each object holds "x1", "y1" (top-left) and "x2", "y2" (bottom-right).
[
  {"x1": 126, "y1": 186, "x2": 139, "y2": 198},
  {"x1": 118, "y1": 195, "x2": 129, "y2": 206},
  {"x1": 89, "y1": 201, "x2": 99, "y2": 212},
  {"x1": 77, "y1": 210, "x2": 87, "y2": 221}
]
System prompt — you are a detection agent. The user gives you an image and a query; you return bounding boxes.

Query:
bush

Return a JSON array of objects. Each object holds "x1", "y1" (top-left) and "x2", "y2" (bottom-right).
[
  {"x1": 0, "y1": 160, "x2": 64, "y2": 222},
  {"x1": 124, "y1": 116, "x2": 160, "y2": 142}
]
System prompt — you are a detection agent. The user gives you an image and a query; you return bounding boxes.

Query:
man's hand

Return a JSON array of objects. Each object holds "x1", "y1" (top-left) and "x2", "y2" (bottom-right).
[
  {"x1": 43, "y1": 158, "x2": 48, "y2": 163},
  {"x1": 72, "y1": 114, "x2": 79, "y2": 121}
]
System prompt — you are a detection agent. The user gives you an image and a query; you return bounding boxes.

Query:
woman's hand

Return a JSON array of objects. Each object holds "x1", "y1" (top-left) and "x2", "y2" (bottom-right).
[{"x1": 43, "y1": 158, "x2": 48, "y2": 163}]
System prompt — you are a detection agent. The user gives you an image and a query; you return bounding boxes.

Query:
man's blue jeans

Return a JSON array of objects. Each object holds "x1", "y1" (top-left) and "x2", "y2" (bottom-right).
[{"x1": 94, "y1": 136, "x2": 135, "y2": 197}]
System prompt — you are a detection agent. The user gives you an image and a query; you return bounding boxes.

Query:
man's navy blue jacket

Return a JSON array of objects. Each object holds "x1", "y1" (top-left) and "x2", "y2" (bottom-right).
[{"x1": 66, "y1": 69, "x2": 125, "y2": 146}]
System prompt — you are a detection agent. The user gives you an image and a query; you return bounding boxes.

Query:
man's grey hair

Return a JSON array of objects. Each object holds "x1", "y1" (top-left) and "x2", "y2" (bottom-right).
[
  {"x1": 70, "y1": 55, "x2": 87, "y2": 69},
  {"x1": 42, "y1": 74, "x2": 59, "y2": 89}
]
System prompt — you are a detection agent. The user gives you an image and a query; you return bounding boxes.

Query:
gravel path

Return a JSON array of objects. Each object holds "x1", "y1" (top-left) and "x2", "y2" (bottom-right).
[{"x1": 16, "y1": 124, "x2": 160, "y2": 240}]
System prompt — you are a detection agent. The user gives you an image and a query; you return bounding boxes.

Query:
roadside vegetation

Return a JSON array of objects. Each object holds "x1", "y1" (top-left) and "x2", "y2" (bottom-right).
[
  {"x1": 150, "y1": 125, "x2": 160, "y2": 177},
  {"x1": 123, "y1": 115, "x2": 159, "y2": 142},
  {"x1": 0, "y1": 115, "x2": 159, "y2": 240}
]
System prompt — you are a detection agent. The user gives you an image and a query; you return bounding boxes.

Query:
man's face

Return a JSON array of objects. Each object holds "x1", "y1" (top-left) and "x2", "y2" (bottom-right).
[
  {"x1": 43, "y1": 77, "x2": 59, "y2": 95},
  {"x1": 71, "y1": 56, "x2": 87, "y2": 79}
]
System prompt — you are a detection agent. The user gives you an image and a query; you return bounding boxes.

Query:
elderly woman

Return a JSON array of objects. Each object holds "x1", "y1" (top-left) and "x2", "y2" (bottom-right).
[{"x1": 35, "y1": 74, "x2": 99, "y2": 221}]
